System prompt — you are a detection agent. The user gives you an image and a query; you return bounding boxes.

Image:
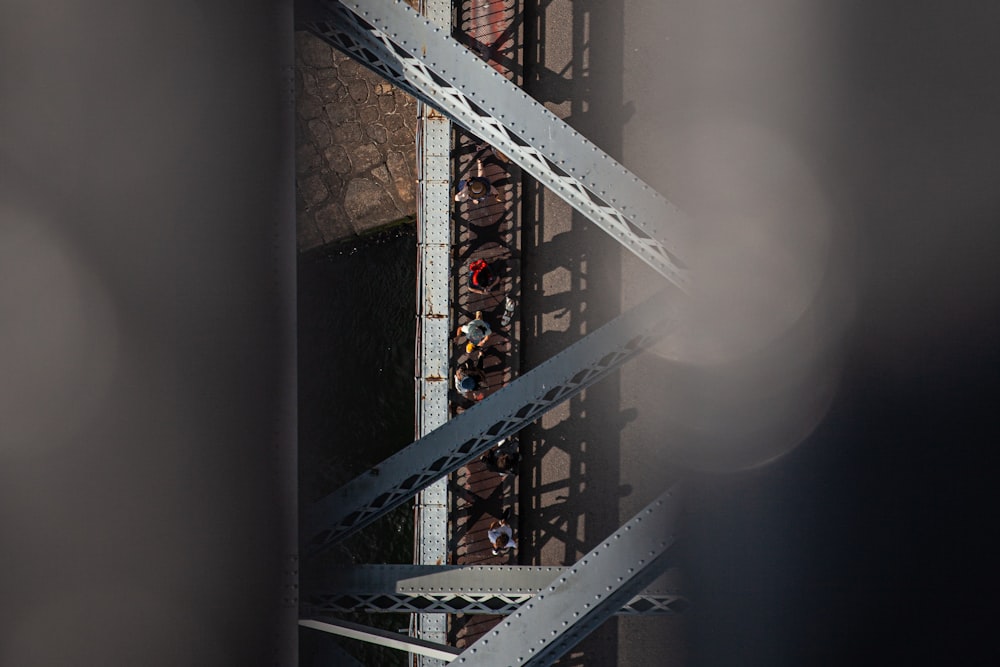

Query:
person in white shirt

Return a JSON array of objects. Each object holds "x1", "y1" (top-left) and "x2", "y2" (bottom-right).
[
  {"x1": 455, "y1": 310, "x2": 492, "y2": 354},
  {"x1": 488, "y1": 509, "x2": 517, "y2": 556}
]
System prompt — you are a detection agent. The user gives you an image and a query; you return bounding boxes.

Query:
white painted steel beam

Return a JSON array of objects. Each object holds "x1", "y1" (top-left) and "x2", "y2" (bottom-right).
[
  {"x1": 300, "y1": 618, "x2": 461, "y2": 662},
  {"x1": 453, "y1": 487, "x2": 681, "y2": 666},
  {"x1": 304, "y1": 0, "x2": 693, "y2": 291},
  {"x1": 303, "y1": 288, "x2": 678, "y2": 553}
]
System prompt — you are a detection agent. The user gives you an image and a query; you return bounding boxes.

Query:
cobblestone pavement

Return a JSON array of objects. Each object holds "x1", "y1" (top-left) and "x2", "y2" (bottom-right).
[{"x1": 294, "y1": 32, "x2": 418, "y2": 252}]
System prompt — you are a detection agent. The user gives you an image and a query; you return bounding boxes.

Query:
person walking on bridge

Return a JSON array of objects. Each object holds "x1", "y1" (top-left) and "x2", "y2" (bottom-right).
[
  {"x1": 455, "y1": 310, "x2": 492, "y2": 354},
  {"x1": 454, "y1": 359, "x2": 487, "y2": 401},
  {"x1": 454, "y1": 157, "x2": 501, "y2": 205},
  {"x1": 488, "y1": 508, "x2": 517, "y2": 556},
  {"x1": 467, "y1": 258, "x2": 500, "y2": 295},
  {"x1": 480, "y1": 437, "x2": 520, "y2": 477}
]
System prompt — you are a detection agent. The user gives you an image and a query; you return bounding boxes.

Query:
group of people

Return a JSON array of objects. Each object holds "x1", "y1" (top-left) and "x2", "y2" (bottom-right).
[
  {"x1": 451, "y1": 151, "x2": 515, "y2": 404},
  {"x1": 452, "y1": 145, "x2": 520, "y2": 557}
]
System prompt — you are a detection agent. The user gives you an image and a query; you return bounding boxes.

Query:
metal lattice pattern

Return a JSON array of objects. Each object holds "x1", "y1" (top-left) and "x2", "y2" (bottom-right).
[
  {"x1": 304, "y1": 591, "x2": 687, "y2": 616},
  {"x1": 453, "y1": 488, "x2": 681, "y2": 666},
  {"x1": 305, "y1": 591, "x2": 686, "y2": 616},
  {"x1": 304, "y1": 335, "x2": 655, "y2": 552},
  {"x1": 307, "y1": 591, "x2": 532, "y2": 615},
  {"x1": 304, "y1": 290, "x2": 678, "y2": 553},
  {"x1": 304, "y1": 1, "x2": 692, "y2": 291},
  {"x1": 531, "y1": 550, "x2": 676, "y2": 665}
]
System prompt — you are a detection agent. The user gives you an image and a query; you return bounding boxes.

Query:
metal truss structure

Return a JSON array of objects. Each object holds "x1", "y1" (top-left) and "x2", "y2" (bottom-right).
[
  {"x1": 298, "y1": 2, "x2": 691, "y2": 663},
  {"x1": 453, "y1": 487, "x2": 681, "y2": 666},
  {"x1": 303, "y1": 288, "x2": 677, "y2": 553},
  {"x1": 303, "y1": 0, "x2": 693, "y2": 291},
  {"x1": 302, "y1": 564, "x2": 687, "y2": 616}
]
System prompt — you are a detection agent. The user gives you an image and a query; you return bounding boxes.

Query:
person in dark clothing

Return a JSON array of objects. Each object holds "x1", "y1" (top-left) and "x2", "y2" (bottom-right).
[
  {"x1": 454, "y1": 359, "x2": 487, "y2": 401},
  {"x1": 454, "y1": 157, "x2": 502, "y2": 205},
  {"x1": 467, "y1": 258, "x2": 500, "y2": 294},
  {"x1": 480, "y1": 437, "x2": 520, "y2": 477}
]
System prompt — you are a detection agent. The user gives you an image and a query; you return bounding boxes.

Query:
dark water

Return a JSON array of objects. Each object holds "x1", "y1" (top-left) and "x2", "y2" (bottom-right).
[{"x1": 298, "y1": 228, "x2": 417, "y2": 666}]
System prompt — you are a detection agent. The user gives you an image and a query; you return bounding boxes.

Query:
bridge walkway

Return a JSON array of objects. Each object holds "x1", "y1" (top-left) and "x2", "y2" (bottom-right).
[{"x1": 446, "y1": 0, "x2": 524, "y2": 651}]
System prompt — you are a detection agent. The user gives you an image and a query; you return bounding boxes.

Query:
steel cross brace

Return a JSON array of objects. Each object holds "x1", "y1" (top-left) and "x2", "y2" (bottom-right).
[
  {"x1": 302, "y1": 564, "x2": 687, "y2": 616},
  {"x1": 303, "y1": 0, "x2": 693, "y2": 291},
  {"x1": 300, "y1": 618, "x2": 461, "y2": 662},
  {"x1": 452, "y1": 486, "x2": 681, "y2": 666},
  {"x1": 303, "y1": 289, "x2": 678, "y2": 553}
]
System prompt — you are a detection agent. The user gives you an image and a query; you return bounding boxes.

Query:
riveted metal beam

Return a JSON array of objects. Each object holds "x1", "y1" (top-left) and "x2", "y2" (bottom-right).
[
  {"x1": 303, "y1": 288, "x2": 678, "y2": 554},
  {"x1": 452, "y1": 487, "x2": 681, "y2": 666},
  {"x1": 303, "y1": 0, "x2": 693, "y2": 291},
  {"x1": 302, "y1": 564, "x2": 688, "y2": 616},
  {"x1": 413, "y1": 9, "x2": 454, "y2": 651}
]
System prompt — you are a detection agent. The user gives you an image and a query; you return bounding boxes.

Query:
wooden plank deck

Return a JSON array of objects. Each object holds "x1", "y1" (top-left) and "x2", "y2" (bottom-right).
[{"x1": 447, "y1": 0, "x2": 522, "y2": 650}]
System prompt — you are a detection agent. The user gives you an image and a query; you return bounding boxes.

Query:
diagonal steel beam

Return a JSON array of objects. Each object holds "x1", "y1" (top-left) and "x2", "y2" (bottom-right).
[
  {"x1": 452, "y1": 486, "x2": 681, "y2": 666},
  {"x1": 302, "y1": 564, "x2": 688, "y2": 616},
  {"x1": 303, "y1": 0, "x2": 693, "y2": 291},
  {"x1": 300, "y1": 618, "x2": 461, "y2": 662},
  {"x1": 303, "y1": 289, "x2": 678, "y2": 554}
]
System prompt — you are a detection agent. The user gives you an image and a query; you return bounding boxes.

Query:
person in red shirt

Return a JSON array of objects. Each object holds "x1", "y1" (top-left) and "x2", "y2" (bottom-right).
[{"x1": 467, "y1": 258, "x2": 499, "y2": 294}]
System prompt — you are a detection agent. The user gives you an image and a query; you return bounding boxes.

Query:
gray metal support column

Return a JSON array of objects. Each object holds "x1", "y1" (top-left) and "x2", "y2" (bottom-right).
[
  {"x1": 303, "y1": 288, "x2": 678, "y2": 553},
  {"x1": 452, "y1": 487, "x2": 681, "y2": 666},
  {"x1": 303, "y1": 0, "x2": 693, "y2": 291}
]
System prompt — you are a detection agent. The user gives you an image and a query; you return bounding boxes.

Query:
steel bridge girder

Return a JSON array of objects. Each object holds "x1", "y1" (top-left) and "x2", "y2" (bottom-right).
[
  {"x1": 303, "y1": 289, "x2": 678, "y2": 553},
  {"x1": 304, "y1": 0, "x2": 693, "y2": 291},
  {"x1": 453, "y1": 486, "x2": 681, "y2": 666}
]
